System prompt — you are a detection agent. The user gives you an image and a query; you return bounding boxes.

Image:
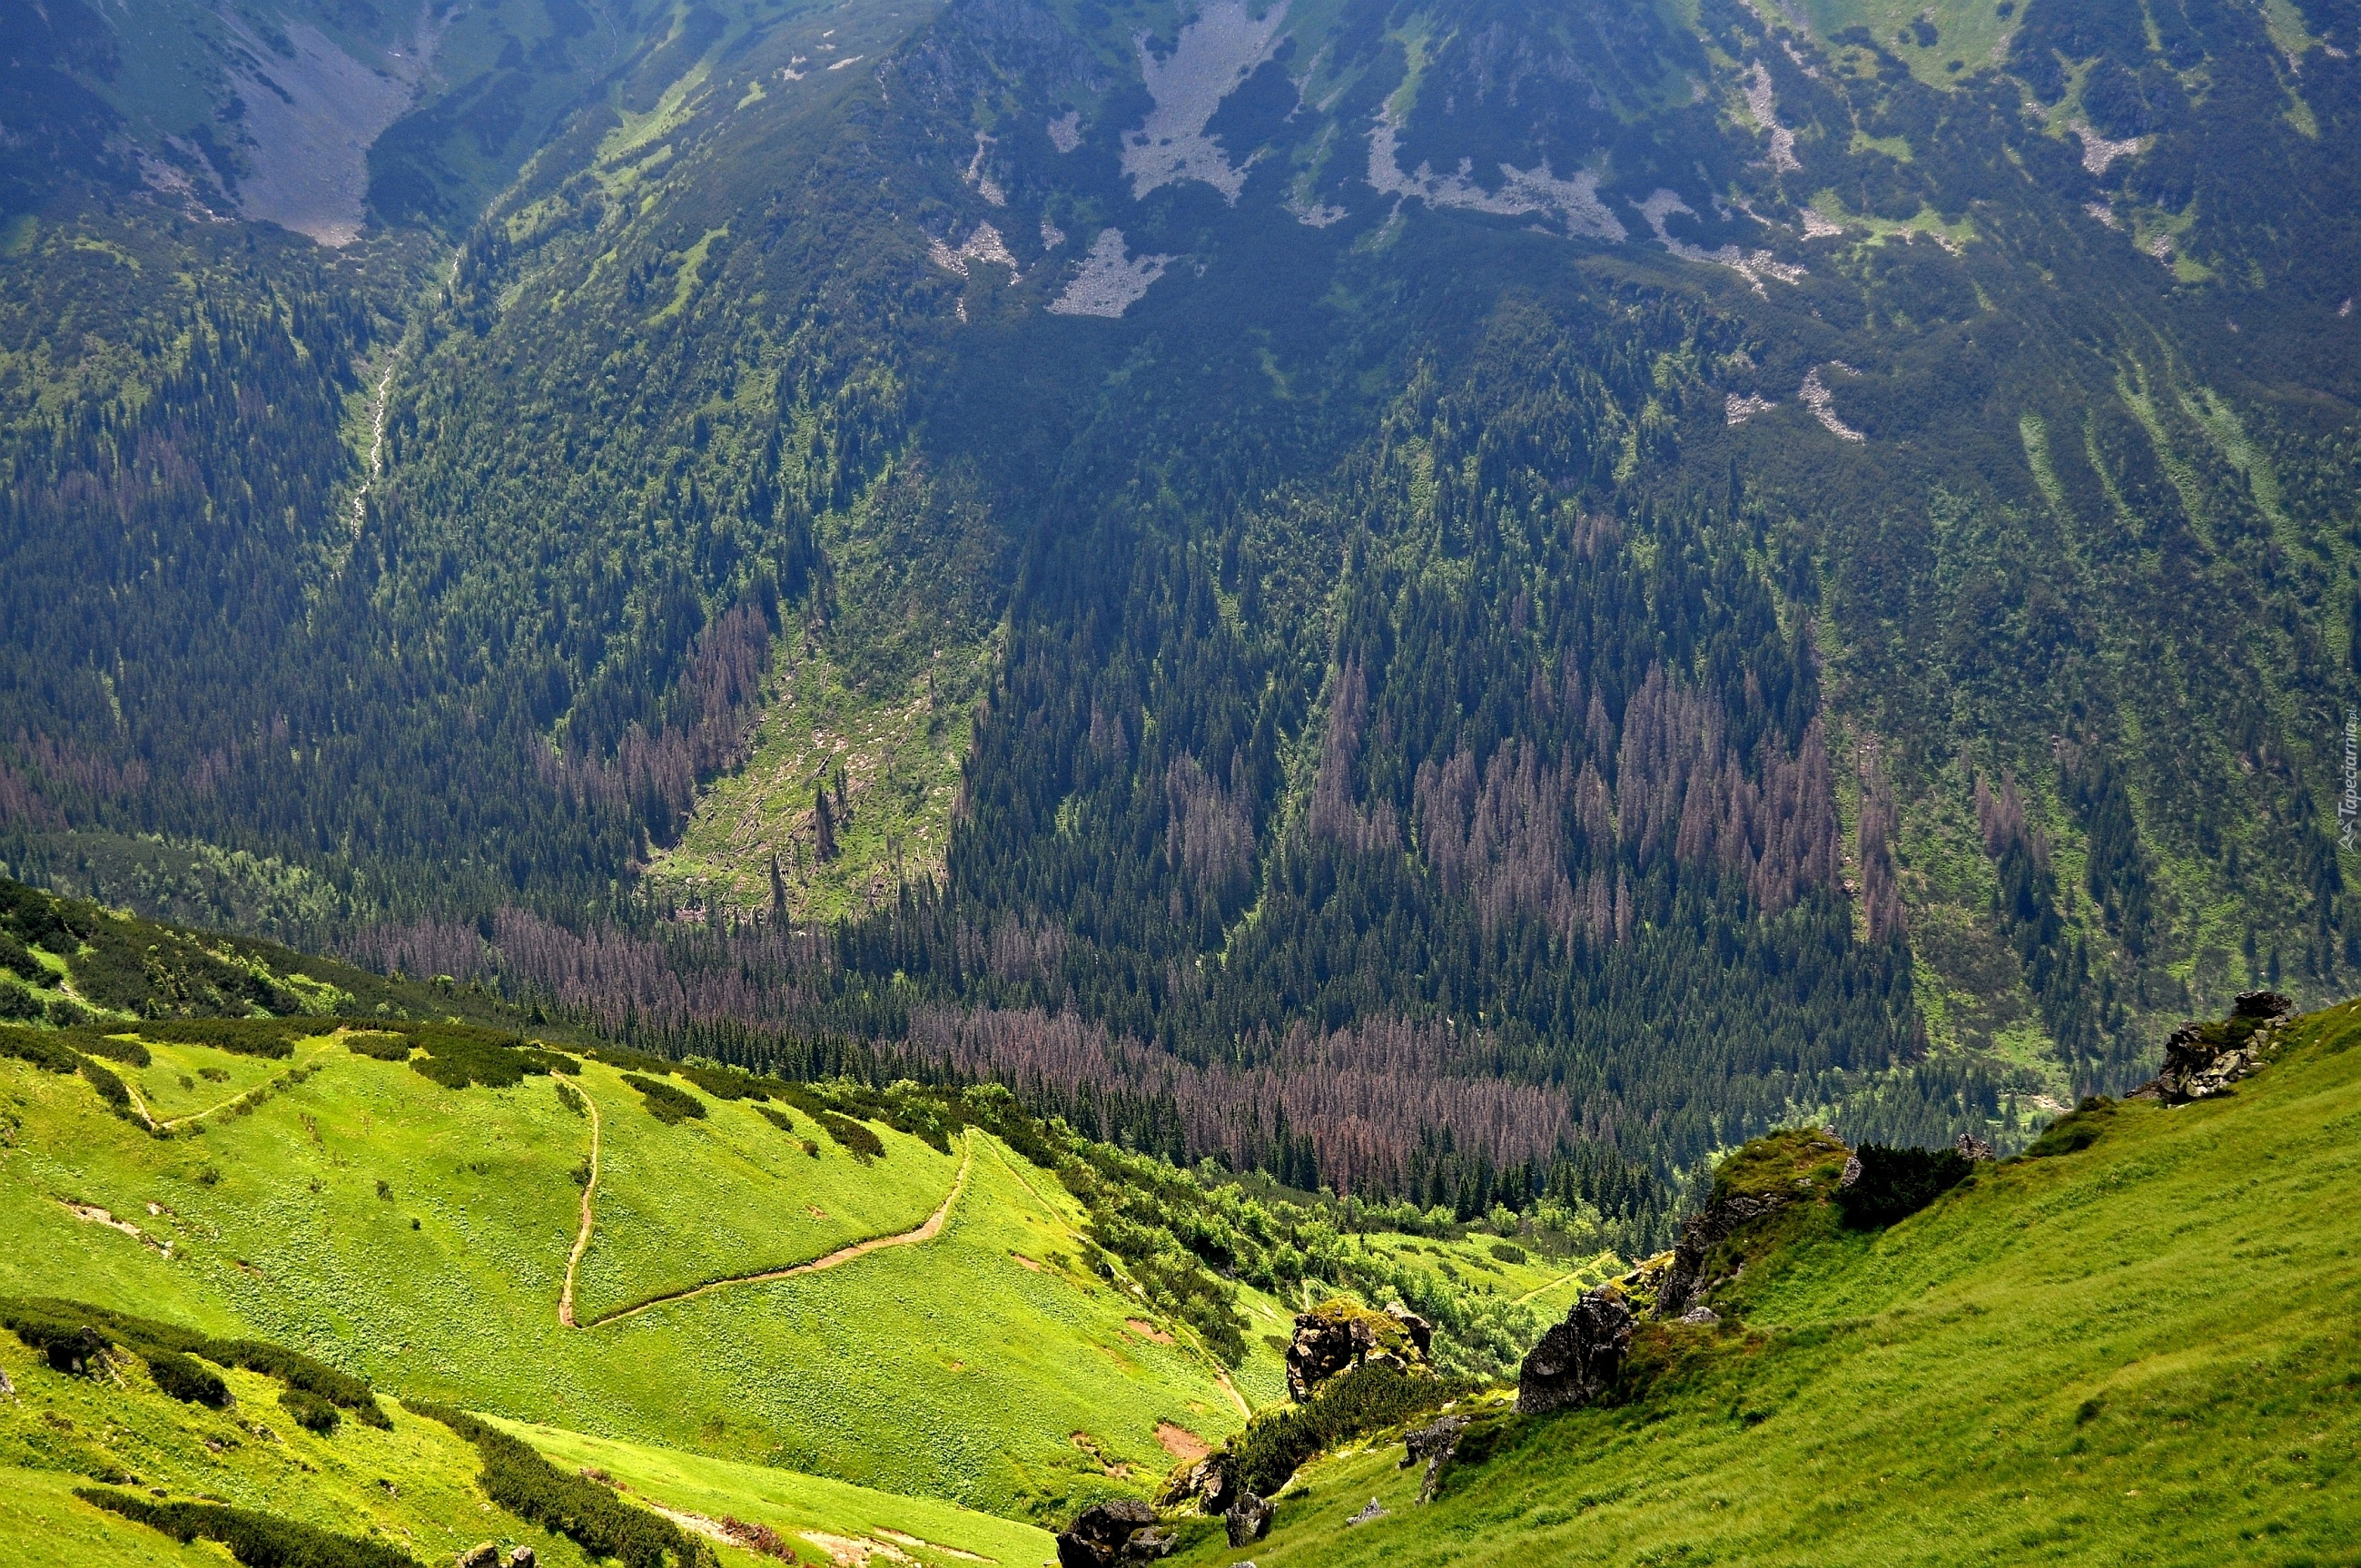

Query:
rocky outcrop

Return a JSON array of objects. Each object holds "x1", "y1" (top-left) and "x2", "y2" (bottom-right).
[
  {"x1": 1400, "y1": 1414, "x2": 1467, "y2": 1501},
  {"x1": 1223, "y1": 1492, "x2": 1275, "y2": 1546},
  {"x1": 2134, "y1": 991, "x2": 2296, "y2": 1103},
  {"x1": 1057, "y1": 1501, "x2": 1174, "y2": 1568},
  {"x1": 1655, "y1": 1191, "x2": 1791, "y2": 1320},
  {"x1": 455, "y1": 1546, "x2": 499, "y2": 1568},
  {"x1": 1283, "y1": 1301, "x2": 1427, "y2": 1402},
  {"x1": 1162, "y1": 1455, "x2": 1235, "y2": 1516},
  {"x1": 509, "y1": 1550, "x2": 536, "y2": 1568},
  {"x1": 1516, "y1": 1287, "x2": 1635, "y2": 1414},
  {"x1": 1954, "y1": 1131, "x2": 1996, "y2": 1161}
]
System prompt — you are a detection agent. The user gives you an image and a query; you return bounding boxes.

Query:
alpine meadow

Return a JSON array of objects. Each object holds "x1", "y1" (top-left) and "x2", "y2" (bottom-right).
[{"x1": 1, "y1": 0, "x2": 2358, "y2": 1563}]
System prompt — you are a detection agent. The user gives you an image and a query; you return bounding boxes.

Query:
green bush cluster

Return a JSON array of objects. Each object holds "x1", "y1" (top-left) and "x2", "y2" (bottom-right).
[
  {"x1": 280, "y1": 1384, "x2": 342, "y2": 1434},
  {"x1": 328, "y1": 1021, "x2": 578, "y2": 1090},
  {"x1": 0, "y1": 980, "x2": 41, "y2": 1021},
  {"x1": 409, "y1": 1400, "x2": 713, "y2": 1567},
  {"x1": 74, "y1": 1489, "x2": 420, "y2": 1568},
  {"x1": 815, "y1": 1109, "x2": 883, "y2": 1162},
  {"x1": 343, "y1": 1032, "x2": 415, "y2": 1061},
  {"x1": 0, "y1": 1297, "x2": 391, "y2": 1426},
  {"x1": 1835, "y1": 1145, "x2": 1973, "y2": 1228},
  {"x1": 623, "y1": 1073, "x2": 708, "y2": 1124},
  {"x1": 1205, "y1": 1363, "x2": 1459, "y2": 1500},
  {"x1": 0, "y1": 1022, "x2": 82, "y2": 1072},
  {"x1": 71, "y1": 1031, "x2": 153, "y2": 1067},
  {"x1": 133, "y1": 1019, "x2": 309, "y2": 1058}
]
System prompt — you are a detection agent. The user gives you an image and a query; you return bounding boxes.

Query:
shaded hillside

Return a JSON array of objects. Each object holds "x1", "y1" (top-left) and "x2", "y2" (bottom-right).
[{"x1": 4, "y1": 0, "x2": 2361, "y2": 1196}]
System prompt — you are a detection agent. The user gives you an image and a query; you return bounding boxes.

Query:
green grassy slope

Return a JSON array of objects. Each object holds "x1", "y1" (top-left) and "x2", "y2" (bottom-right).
[
  {"x1": 1175, "y1": 1002, "x2": 2361, "y2": 1567},
  {"x1": 0, "y1": 1027, "x2": 1255, "y2": 1525}
]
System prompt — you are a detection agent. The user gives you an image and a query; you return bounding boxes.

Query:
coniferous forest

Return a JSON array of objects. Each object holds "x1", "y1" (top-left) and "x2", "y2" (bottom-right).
[{"x1": 5, "y1": 0, "x2": 2361, "y2": 1217}]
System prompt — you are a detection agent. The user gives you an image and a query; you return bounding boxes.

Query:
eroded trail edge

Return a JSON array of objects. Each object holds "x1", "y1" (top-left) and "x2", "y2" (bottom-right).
[{"x1": 571, "y1": 1132, "x2": 974, "y2": 1330}]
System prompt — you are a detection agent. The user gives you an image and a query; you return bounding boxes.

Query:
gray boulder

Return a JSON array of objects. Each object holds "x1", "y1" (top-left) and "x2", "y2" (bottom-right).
[
  {"x1": 1223, "y1": 1493, "x2": 1275, "y2": 1546},
  {"x1": 1400, "y1": 1414, "x2": 1467, "y2": 1502},
  {"x1": 1055, "y1": 1499, "x2": 1161, "y2": 1568},
  {"x1": 1516, "y1": 1287, "x2": 1635, "y2": 1415}
]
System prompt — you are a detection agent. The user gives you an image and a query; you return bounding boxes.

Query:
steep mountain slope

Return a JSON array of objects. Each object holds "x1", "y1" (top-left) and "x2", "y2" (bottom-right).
[
  {"x1": 5, "y1": 0, "x2": 2361, "y2": 1201},
  {"x1": 1159, "y1": 995, "x2": 2361, "y2": 1566}
]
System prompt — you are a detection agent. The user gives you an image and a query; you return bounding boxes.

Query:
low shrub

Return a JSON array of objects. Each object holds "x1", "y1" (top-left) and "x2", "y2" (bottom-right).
[
  {"x1": 409, "y1": 1400, "x2": 712, "y2": 1567},
  {"x1": 280, "y1": 1385, "x2": 341, "y2": 1434},
  {"x1": 0, "y1": 929, "x2": 36, "y2": 980},
  {"x1": 624, "y1": 1074, "x2": 707, "y2": 1125},
  {"x1": 677, "y1": 1061, "x2": 771, "y2": 1101},
  {"x1": 133, "y1": 1019, "x2": 309, "y2": 1058},
  {"x1": 815, "y1": 1110, "x2": 883, "y2": 1163},
  {"x1": 77, "y1": 1055, "x2": 131, "y2": 1110},
  {"x1": 1210, "y1": 1363, "x2": 1458, "y2": 1499},
  {"x1": 0, "y1": 981, "x2": 41, "y2": 1021},
  {"x1": 46, "y1": 995, "x2": 91, "y2": 1027},
  {"x1": 755, "y1": 1104, "x2": 797, "y2": 1135},
  {"x1": 74, "y1": 1490, "x2": 420, "y2": 1568},
  {"x1": 144, "y1": 1348, "x2": 230, "y2": 1405},
  {"x1": 1836, "y1": 1145, "x2": 1973, "y2": 1228},
  {"x1": 555, "y1": 1079, "x2": 587, "y2": 1116},
  {"x1": 2023, "y1": 1097, "x2": 2118, "y2": 1159},
  {"x1": 383, "y1": 1023, "x2": 577, "y2": 1090},
  {"x1": 343, "y1": 1033, "x2": 413, "y2": 1062},
  {"x1": 74, "y1": 1033, "x2": 153, "y2": 1068},
  {"x1": 1490, "y1": 1240, "x2": 1529, "y2": 1265},
  {"x1": 0, "y1": 1024, "x2": 82, "y2": 1072}
]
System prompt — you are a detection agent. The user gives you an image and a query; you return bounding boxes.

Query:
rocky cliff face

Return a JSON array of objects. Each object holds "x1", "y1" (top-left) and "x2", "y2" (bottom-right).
[{"x1": 1515, "y1": 1287, "x2": 1636, "y2": 1415}]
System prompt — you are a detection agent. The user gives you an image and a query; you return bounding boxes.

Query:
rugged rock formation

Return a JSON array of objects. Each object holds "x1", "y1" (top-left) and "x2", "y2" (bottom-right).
[
  {"x1": 2134, "y1": 991, "x2": 2296, "y2": 1103},
  {"x1": 1283, "y1": 1300, "x2": 1428, "y2": 1402},
  {"x1": 1954, "y1": 1131, "x2": 1996, "y2": 1161},
  {"x1": 1516, "y1": 1287, "x2": 1635, "y2": 1414},
  {"x1": 1655, "y1": 1190, "x2": 1791, "y2": 1320},
  {"x1": 456, "y1": 1545, "x2": 499, "y2": 1568},
  {"x1": 1162, "y1": 1455, "x2": 1235, "y2": 1515},
  {"x1": 1057, "y1": 1500, "x2": 1174, "y2": 1568},
  {"x1": 1400, "y1": 1414, "x2": 1467, "y2": 1502},
  {"x1": 1223, "y1": 1492, "x2": 1275, "y2": 1545}
]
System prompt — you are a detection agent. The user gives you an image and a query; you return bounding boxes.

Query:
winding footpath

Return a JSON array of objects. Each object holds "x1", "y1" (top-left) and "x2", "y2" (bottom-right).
[
  {"x1": 563, "y1": 1125, "x2": 975, "y2": 1330},
  {"x1": 556, "y1": 1082, "x2": 604, "y2": 1329}
]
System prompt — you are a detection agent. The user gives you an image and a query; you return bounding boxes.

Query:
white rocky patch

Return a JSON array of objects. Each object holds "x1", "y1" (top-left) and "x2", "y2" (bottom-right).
[
  {"x1": 1726, "y1": 392, "x2": 1776, "y2": 426},
  {"x1": 2071, "y1": 122, "x2": 2145, "y2": 174},
  {"x1": 226, "y1": 17, "x2": 436, "y2": 246},
  {"x1": 1781, "y1": 36, "x2": 1822, "y2": 78},
  {"x1": 1634, "y1": 190, "x2": 1803, "y2": 294},
  {"x1": 1799, "y1": 363, "x2": 1865, "y2": 441},
  {"x1": 1049, "y1": 228, "x2": 1174, "y2": 317},
  {"x1": 929, "y1": 222, "x2": 1019, "y2": 279},
  {"x1": 1744, "y1": 63, "x2": 1801, "y2": 173},
  {"x1": 1800, "y1": 207, "x2": 1844, "y2": 239},
  {"x1": 828, "y1": 54, "x2": 864, "y2": 70},
  {"x1": 1041, "y1": 217, "x2": 1067, "y2": 249},
  {"x1": 2085, "y1": 200, "x2": 2121, "y2": 229},
  {"x1": 1366, "y1": 104, "x2": 1625, "y2": 241},
  {"x1": 1121, "y1": 0, "x2": 1291, "y2": 202},
  {"x1": 964, "y1": 131, "x2": 1007, "y2": 206},
  {"x1": 1048, "y1": 110, "x2": 1082, "y2": 153}
]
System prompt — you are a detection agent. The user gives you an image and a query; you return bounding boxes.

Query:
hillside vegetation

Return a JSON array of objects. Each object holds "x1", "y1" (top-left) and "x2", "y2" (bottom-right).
[{"x1": 1161, "y1": 998, "x2": 2361, "y2": 1566}]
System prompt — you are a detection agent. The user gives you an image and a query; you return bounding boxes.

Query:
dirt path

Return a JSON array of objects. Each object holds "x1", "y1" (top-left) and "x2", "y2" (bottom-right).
[
  {"x1": 557, "y1": 1082, "x2": 604, "y2": 1329},
  {"x1": 570, "y1": 1132, "x2": 974, "y2": 1330}
]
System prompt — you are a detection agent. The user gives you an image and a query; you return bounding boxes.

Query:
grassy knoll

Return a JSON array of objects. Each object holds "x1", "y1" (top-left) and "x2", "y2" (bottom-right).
[
  {"x1": 493, "y1": 1418, "x2": 1054, "y2": 1567},
  {"x1": 0, "y1": 1337, "x2": 604, "y2": 1568},
  {"x1": 0, "y1": 1038, "x2": 1253, "y2": 1524},
  {"x1": 1170, "y1": 1005, "x2": 2361, "y2": 1568}
]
